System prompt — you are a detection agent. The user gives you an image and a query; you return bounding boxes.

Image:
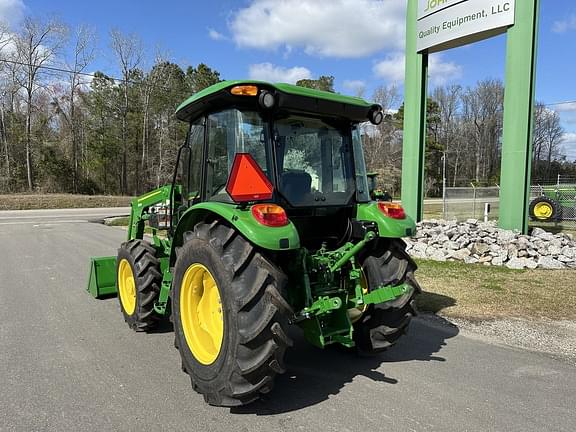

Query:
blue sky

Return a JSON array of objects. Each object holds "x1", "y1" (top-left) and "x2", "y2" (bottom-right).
[{"x1": 2, "y1": 0, "x2": 575, "y2": 160}]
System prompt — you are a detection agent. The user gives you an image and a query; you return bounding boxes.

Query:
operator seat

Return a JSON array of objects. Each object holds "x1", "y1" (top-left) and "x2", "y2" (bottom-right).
[{"x1": 280, "y1": 170, "x2": 312, "y2": 205}]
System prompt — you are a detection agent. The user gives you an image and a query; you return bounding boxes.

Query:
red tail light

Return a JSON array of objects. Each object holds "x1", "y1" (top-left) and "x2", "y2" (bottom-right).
[
  {"x1": 251, "y1": 204, "x2": 289, "y2": 227},
  {"x1": 378, "y1": 202, "x2": 406, "y2": 219}
]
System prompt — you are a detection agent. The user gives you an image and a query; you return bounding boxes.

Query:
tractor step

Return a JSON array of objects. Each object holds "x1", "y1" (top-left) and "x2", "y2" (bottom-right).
[{"x1": 87, "y1": 256, "x2": 117, "y2": 298}]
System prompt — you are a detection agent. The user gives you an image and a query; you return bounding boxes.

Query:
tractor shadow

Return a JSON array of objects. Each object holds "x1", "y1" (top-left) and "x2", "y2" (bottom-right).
[
  {"x1": 98, "y1": 296, "x2": 175, "y2": 334},
  {"x1": 232, "y1": 309, "x2": 459, "y2": 415},
  {"x1": 148, "y1": 319, "x2": 174, "y2": 334}
]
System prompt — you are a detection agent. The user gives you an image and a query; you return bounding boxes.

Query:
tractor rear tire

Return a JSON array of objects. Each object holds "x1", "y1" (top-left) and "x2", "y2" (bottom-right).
[
  {"x1": 172, "y1": 220, "x2": 293, "y2": 407},
  {"x1": 116, "y1": 239, "x2": 162, "y2": 331},
  {"x1": 354, "y1": 239, "x2": 421, "y2": 355},
  {"x1": 529, "y1": 196, "x2": 558, "y2": 221}
]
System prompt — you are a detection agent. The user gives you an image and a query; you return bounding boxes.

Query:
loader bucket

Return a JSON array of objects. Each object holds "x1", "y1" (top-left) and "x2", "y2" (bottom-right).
[{"x1": 87, "y1": 256, "x2": 117, "y2": 298}]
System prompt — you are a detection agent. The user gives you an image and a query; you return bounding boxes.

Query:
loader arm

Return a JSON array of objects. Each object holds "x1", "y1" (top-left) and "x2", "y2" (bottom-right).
[
  {"x1": 127, "y1": 184, "x2": 177, "y2": 241},
  {"x1": 87, "y1": 184, "x2": 178, "y2": 300}
]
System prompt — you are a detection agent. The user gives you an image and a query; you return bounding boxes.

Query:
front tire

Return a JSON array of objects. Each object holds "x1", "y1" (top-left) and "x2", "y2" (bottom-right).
[
  {"x1": 116, "y1": 239, "x2": 162, "y2": 331},
  {"x1": 353, "y1": 239, "x2": 420, "y2": 354},
  {"x1": 172, "y1": 221, "x2": 293, "y2": 406}
]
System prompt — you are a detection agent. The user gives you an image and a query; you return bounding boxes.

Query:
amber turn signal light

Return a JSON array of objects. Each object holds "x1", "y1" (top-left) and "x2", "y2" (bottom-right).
[
  {"x1": 377, "y1": 202, "x2": 406, "y2": 219},
  {"x1": 230, "y1": 85, "x2": 259, "y2": 96}
]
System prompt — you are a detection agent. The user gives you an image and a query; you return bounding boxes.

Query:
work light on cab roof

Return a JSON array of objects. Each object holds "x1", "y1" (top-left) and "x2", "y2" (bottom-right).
[{"x1": 230, "y1": 84, "x2": 277, "y2": 110}]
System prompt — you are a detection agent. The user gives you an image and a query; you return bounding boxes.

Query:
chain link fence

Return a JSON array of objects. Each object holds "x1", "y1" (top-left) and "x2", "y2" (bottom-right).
[
  {"x1": 430, "y1": 180, "x2": 576, "y2": 232},
  {"x1": 529, "y1": 180, "x2": 576, "y2": 230},
  {"x1": 441, "y1": 185, "x2": 500, "y2": 222}
]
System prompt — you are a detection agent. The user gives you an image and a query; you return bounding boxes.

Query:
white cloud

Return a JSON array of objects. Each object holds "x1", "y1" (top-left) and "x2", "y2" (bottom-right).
[
  {"x1": 248, "y1": 62, "x2": 311, "y2": 84},
  {"x1": 552, "y1": 14, "x2": 576, "y2": 33},
  {"x1": 555, "y1": 102, "x2": 576, "y2": 113},
  {"x1": 561, "y1": 132, "x2": 576, "y2": 161},
  {"x1": 342, "y1": 80, "x2": 366, "y2": 95},
  {"x1": 428, "y1": 55, "x2": 463, "y2": 85},
  {"x1": 556, "y1": 103, "x2": 576, "y2": 127},
  {"x1": 562, "y1": 132, "x2": 576, "y2": 144},
  {"x1": 373, "y1": 52, "x2": 462, "y2": 86},
  {"x1": 230, "y1": 0, "x2": 406, "y2": 58},
  {"x1": 372, "y1": 52, "x2": 405, "y2": 83},
  {"x1": 208, "y1": 28, "x2": 226, "y2": 41},
  {"x1": 0, "y1": 0, "x2": 24, "y2": 27}
]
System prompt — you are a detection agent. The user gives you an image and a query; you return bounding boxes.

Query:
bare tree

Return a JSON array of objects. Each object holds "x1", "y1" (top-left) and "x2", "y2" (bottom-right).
[
  {"x1": 0, "y1": 29, "x2": 22, "y2": 189},
  {"x1": 12, "y1": 17, "x2": 67, "y2": 190},
  {"x1": 364, "y1": 84, "x2": 401, "y2": 168},
  {"x1": 461, "y1": 79, "x2": 503, "y2": 183},
  {"x1": 0, "y1": 24, "x2": 10, "y2": 185},
  {"x1": 110, "y1": 29, "x2": 143, "y2": 195},
  {"x1": 537, "y1": 107, "x2": 564, "y2": 179},
  {"x1": 532, "y1": 102, "x2": 547, "y2": 165},
  {"x1": 50, "y1": 25, "x2": 95, "y2": 192},
  {"x1": 374, "y1": 84, "x2": 399, "y2": 113},
  {"x1": 67, "y1": 25, "x2": 95, "y2": 192},
  {"x1": 433, "y1": 84, "x2": 462, "y2": 186},
  {"x1": 0, "y1": 22, "x2": 10, "y2": 52},
  {"x1": 138, "y1": 50, "x2": 170, "y2": 189},
  {"x1": 360, "y1": 84, "x2": 403, "y2": 192}
]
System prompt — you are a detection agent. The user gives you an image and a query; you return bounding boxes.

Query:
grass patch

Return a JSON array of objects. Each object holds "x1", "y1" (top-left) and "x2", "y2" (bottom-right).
[
  {"x1": 105, "y1": 216, "x2": 130, "y2": 226},
  {"x1": 0, "y1": 194, "x2": 132, "y2": 210},
  {"x1": 415, "y1": 259, "x2": 576, "y2": 320},
  {"x1": 480, "y1": 280, "x2": 505, "y2": 292},
  {"x1": 104, "y1": 216, "x2": 168, "y2": 237}
]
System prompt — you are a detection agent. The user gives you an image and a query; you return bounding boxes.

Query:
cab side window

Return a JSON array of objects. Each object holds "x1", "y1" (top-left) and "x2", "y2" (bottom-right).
[
  {"x1": 188, "y1": 118, "x2": 204, "y2": 198},
  {"x1": 206, "y1": 111, "x2": 231, "y2": 199},
  {"x1": 205, "y1": 109, "x2": 270, "y2": 201}
]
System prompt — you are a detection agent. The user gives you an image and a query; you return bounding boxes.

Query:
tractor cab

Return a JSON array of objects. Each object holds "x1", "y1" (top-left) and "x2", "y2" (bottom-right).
[{"x1": 174, "y1": 81, "x2": 383, "y2": 248}]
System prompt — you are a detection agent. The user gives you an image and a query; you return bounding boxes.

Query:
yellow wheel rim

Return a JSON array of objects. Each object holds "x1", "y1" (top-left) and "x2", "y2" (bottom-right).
[
  {"x1": 118, "y1": 259, "x2": 136, "y2": 315},
  {"x1": 534, "y1": 202, "x2": 553, "y2": 219},
  {"x1": 348, "y1": 270, "x2": 369, "y2": 323},
  {"x1": 180, "y1": 263, "x2": 224, "y2": 365}
]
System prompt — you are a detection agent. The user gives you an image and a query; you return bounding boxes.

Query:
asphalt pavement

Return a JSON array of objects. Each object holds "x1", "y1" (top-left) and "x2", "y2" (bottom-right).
[
  {"x1": 0, "y1": 209, "x2": 575, "y2": 432},
  {"x1": 0, "y1": 207, "x2": 130, "y2": 225}
]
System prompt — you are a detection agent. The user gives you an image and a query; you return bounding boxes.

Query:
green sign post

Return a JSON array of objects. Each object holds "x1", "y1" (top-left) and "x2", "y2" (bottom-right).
[
  {"x1": 402, "y1": 0, "x2": 540, "y2": 233},
  {"x1": 499, "y1": 1, "x2": 540, "y2": 232}
]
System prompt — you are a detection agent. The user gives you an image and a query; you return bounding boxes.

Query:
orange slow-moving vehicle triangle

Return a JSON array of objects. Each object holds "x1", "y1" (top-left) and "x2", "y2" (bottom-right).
[{"x1": 226, "y1": 153, "x2": 273, "y2": 202}]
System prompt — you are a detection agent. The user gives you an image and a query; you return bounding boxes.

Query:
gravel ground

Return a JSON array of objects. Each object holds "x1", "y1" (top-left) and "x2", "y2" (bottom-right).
[{"x1": 421, "y1": 313, "x2": 576, "y2": 365}]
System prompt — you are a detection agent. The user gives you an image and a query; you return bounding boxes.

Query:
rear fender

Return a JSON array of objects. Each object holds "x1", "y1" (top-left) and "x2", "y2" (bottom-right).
[
  {"x1": 170, "y1": 202, "x2": 300, "y2": 265},
  {"x1": 356, "y1": 202, "x2": 416, "y2": 238}
]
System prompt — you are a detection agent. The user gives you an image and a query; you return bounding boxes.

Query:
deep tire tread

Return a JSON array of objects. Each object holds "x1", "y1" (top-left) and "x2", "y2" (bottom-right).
[
  {"x1": 174, "y1": 220, "x2": 293, "y2": 407},
  {"x1": 117, "y1": 239, "x2": 162, "y2": 332},
  {"x1": 354, "y1": 239, "x2": 420, "y2": 354}
]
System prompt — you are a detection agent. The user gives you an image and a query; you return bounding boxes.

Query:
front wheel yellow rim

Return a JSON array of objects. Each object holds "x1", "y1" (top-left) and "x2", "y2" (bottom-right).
[
  {"x1": 118, "y1": 259, "x2": 136, "y2": 315},
  {"x1": 534, "y1": 202, "x2": 553, "y2": 219},
  {"x1": 180, "y1": 263, "x2": 224, "y2": 365}
]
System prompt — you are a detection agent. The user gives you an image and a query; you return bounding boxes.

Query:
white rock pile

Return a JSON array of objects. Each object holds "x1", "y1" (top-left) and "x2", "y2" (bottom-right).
[{"x1": 404, "y1": 219, "x2": 576, "y2": 270}]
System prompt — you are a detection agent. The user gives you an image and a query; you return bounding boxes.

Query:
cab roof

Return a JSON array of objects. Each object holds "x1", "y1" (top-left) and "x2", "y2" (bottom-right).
[{"x1": 175, "y1": 80, "x2": 379, "y2": 123}]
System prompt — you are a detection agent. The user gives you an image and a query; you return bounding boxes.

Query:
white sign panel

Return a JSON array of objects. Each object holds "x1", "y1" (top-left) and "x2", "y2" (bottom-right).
[{"x1": 416, "y1": 0, "x2": 515, "y2": 52}]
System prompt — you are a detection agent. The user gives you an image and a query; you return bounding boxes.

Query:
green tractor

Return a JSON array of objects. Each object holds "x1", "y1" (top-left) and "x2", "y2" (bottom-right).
[
  {"x1": 87, "y1": 81, "x2": 420, "y2": 406},
  {"x1": 367, "y1": 172, "x2": 393, "y2": 202},
  {"x1": 529, "y1": 184, "x2": 576, "y2": 222}
]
